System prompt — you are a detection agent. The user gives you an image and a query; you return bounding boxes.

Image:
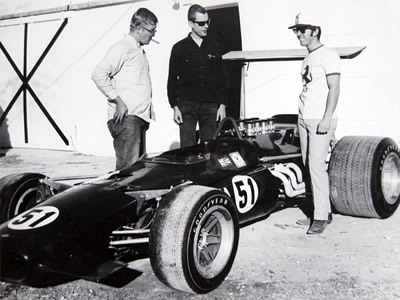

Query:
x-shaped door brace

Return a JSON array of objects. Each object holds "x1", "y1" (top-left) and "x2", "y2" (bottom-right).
[{"x1": 0, "y1": 18, "x2": 69, "y2": 145}]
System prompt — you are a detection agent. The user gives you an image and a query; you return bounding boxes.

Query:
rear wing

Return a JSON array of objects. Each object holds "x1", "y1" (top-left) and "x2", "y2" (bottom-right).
[
  {"x1": 222, "y1": 46, "x2": 366, "y2": 62},
  {"x1": 222, "y1": 46, "x2": 366, "y2": 119}
]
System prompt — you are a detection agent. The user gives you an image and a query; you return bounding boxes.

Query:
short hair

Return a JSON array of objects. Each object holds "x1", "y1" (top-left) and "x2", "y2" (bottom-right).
[
  {"x1": 311, "y1": 26, "x2": 322, "y2": 40},
  {"x1": 188, "y1": 4, "x2": 207, "y2": 21},
  {"x1": 130, "y1": 8, "x2": 158, "y2": 31}
]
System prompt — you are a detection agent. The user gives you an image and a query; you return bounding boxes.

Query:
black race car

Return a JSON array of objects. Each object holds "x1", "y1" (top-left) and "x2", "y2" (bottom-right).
[{"x1": 1, "y1": 115, "x2": 399, "y2": 294}]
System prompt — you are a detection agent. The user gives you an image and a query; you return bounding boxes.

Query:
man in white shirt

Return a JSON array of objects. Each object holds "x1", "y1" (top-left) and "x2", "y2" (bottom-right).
[
  {"x1": 289, "y1": 12, "x2": 341, "y2": 234},
  {"x1": 92, "y1": 8, "x2": 158, "y2": 170}
]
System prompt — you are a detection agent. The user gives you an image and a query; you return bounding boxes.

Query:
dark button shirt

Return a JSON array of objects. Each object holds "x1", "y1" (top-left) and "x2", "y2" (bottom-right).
[{"x1": 167, "y1": 34, "x2": 228, "y2": 108}]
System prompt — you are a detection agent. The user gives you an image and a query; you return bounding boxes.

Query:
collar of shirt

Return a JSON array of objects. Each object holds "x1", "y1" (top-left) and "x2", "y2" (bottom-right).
[
  {"x1": 125, "y1": 33, "x2": 143, "y2": 52},
  {"x1": 185, "y1": 33, "x2": 209, "y2": 47}
]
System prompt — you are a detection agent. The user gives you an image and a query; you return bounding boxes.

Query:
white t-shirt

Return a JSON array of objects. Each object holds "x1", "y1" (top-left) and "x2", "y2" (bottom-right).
[{"x1": 299, "y1": 45, "x2": 340, "y2": 119}]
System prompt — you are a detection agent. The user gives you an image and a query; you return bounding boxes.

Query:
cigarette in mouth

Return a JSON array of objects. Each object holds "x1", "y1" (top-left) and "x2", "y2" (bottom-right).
[{"x1": 151, "y1": 38, "x2": 160, "y2": 44}]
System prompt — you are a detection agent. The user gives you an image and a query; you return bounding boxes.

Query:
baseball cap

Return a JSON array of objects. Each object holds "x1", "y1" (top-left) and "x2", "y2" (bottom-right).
[{"x1": 288, "y1": 12, "x2": 321, "y2": 29}]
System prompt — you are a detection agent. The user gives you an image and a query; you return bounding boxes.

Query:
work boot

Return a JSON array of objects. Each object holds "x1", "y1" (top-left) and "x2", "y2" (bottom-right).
[
  {"x1": 296, "y1": 213, "x2": 332, "y2": 226},
  {"x1": 307, "y1": 220, "x2": 328, "y2": 234}
]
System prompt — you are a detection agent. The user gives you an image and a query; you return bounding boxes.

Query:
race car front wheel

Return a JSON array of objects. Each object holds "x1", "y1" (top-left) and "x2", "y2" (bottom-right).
[
  {"x1": 0, "y1": 173, "x2": 46, "y2": 223},
  {"x1": 329, "y1": 136, "x2": 400, "y2": 218},
  {"x1": 149, "y1": 185, "x2": 239, "y2": 294}
]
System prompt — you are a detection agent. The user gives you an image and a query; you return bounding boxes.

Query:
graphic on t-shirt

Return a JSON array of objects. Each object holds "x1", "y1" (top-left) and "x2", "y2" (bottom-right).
[{"x1": 301, "y1": 65, "x2": 312, "y2": 92}]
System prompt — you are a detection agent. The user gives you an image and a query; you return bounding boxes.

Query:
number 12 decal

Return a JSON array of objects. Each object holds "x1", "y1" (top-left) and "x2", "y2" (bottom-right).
[
  {"x1": 232, "y1": 175, "x2": 259, "y2": 214},
  {"x1": 8, "y1": 206, "x2": 59, "y2": 230}
]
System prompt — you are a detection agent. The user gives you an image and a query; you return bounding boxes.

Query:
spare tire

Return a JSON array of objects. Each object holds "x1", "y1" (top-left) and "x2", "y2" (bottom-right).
[{"x1": 329, "y1": 136, "x2": 400, "y2": 218}]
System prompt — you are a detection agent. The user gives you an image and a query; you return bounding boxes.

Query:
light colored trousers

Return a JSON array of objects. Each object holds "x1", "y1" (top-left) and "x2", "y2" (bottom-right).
[{"x1": 298, "y1": 118, "x2": 337, "y2": 220}]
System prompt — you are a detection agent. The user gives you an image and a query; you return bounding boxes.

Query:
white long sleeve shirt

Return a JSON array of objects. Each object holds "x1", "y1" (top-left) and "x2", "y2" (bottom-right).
[{"x1": 92, "y1": 34, "x2": 155, "y2": 122}]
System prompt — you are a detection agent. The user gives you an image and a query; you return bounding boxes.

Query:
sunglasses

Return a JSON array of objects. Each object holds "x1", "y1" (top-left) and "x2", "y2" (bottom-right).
[
  {"x1": 292, "y1": 26, "x2": 312, "y2": 34},
  {"x1": 192, "y1": 19, "x2": 211, "y2": 27}
]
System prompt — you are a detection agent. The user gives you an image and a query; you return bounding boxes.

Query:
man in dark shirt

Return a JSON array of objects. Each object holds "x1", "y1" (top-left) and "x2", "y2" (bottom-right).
[{"x1": 167, "y1": 4, "x2": 228, "y2": 148}]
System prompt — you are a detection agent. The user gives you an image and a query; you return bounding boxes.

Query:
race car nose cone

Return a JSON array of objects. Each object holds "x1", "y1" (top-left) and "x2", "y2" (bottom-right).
[{"x1": 1, "y1": 250, "x2": 29, "y2": 284}]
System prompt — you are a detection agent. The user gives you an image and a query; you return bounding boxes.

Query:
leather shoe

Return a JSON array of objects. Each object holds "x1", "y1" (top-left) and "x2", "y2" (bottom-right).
[
  {"x1": 297, "y1": 213, "x2": 332, "y2": 226},
  {"x1": 307, "y1": 220, "x2": 328, "y2": 234}
]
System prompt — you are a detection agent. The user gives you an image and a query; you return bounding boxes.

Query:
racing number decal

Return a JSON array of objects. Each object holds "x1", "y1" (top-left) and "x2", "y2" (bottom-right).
[
  {"x1": 8, "y1": 206, "x2": 59, "y2": 230},
  {"x1": 232, "y1": 175, "x2": 259, "y2": 214}
]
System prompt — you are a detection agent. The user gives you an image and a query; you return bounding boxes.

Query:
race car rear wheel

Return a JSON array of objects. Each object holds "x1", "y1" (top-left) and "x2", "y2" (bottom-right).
[
  {"x1": 149, "y1": 185, "x2": 239, "y2": 294},
  {"x1": 329, "y1": 136, "x2": 400, "y2": 218},
  {"x1": 0, "y1": 173, "x2": 46, "y2": 223}
]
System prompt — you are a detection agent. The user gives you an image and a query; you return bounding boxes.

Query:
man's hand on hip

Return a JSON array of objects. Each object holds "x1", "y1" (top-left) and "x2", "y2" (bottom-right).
[{"x1": 112, "y1": 97, "x2": 128, "y2": 124}]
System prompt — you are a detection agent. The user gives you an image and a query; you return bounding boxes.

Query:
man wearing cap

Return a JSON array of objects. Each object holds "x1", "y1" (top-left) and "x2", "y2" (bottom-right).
[{"x1": 289, "y1": 12, "x2": 341, "y2": 234}]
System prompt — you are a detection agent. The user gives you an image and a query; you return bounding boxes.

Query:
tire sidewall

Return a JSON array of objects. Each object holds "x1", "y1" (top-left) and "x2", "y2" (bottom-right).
[
  {"x1": 371, "y1": 138, "x2": 400, "y2": 218},
  {"x1": 0, "y1": 173, "x2": 45, "y2": 222},
  {"x1": 184, "y1": 190, "x2": 239, "y2": 293}
]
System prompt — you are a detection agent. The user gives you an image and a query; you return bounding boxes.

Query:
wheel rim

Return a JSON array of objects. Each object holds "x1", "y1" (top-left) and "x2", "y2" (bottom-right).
[
  {"x1": 381, "y1": 152, "x2": 400, "y2": 205},
  {"x1": 13, "y1": 184, "x2": 43, "y2": 217},
  {"x1": 192, "y1": 205, "x2": 234, "y2": 279}
]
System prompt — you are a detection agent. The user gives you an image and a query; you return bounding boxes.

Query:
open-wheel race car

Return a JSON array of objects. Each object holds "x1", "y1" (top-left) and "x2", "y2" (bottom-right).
[{"x1": 1, "y1": 115, "x2": 400, "y2": 294}]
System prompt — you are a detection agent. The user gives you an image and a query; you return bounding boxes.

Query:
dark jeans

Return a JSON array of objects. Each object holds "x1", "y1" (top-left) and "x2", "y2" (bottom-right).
[
  {"x1": 107, "y1": 115, "x2": 149, "y2": 170},
  {"x1": 179, "y1": 101, "x2": 218, "y2": 148}
]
